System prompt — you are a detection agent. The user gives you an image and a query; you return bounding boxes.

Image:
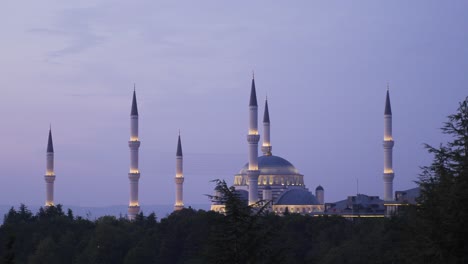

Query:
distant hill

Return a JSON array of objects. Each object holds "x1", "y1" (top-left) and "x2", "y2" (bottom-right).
[{"x1": 0, "y1": 204, "x2": 211, "y2": 221}]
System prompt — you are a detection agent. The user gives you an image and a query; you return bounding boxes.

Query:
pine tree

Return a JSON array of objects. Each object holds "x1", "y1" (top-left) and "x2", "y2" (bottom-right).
[{"x1": 417, "y1": 96, "x2": 468, "y2": 263}]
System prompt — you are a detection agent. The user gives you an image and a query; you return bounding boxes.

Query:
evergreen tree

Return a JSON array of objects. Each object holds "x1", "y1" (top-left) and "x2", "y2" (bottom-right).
[
  {"x1": 205, "y1": 180, "x2": 274, "y2": 264},
  {"x1": 417, "y1": 96, "x2": 468, "y2": 263}
]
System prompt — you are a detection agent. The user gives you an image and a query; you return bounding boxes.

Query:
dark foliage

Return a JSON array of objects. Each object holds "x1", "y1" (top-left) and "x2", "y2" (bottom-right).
[
  {"x1": 0, "y1": 196, "x2": 411, "y2": 264},
  {"x1": 415, "y1": 96, "x2": 468, "y2": 263}
]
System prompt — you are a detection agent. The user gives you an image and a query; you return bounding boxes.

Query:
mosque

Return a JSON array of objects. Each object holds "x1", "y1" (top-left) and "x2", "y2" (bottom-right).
[
  {"x1": 209, "y1": 76, "x2": 416, "y2": 217},
  {"x1": 211, "y1": 77, "x2": 325, "y2": 214},
  {"x1": 42, "y1": 75, "x2": 417, "y2": 220}
]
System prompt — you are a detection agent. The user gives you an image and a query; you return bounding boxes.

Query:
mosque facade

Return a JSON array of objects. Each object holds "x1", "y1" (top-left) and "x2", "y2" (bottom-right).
[
  {"x1": 42, "y1": 75, "x2": 418, "y2": 219},
  {"x1": 210, "y1": 77, "x2": 412, "y2": 217},
  {"x1": 212, "y1": 77, "x2": 330, "y2": 214}
]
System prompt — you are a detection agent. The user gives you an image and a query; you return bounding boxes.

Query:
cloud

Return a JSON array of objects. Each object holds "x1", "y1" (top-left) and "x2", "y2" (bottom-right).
[{"x1": 28, "y1": 5, "x2": 107, "y2": 59}]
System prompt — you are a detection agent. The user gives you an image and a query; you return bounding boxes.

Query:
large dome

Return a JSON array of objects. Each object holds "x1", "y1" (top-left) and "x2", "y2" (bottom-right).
[
  {"x1": 234, "y1": 155, "x2": 304, "y2": 187},
  {"x1": 238, "y1": 155, "x2": 300, "y2": 175}
]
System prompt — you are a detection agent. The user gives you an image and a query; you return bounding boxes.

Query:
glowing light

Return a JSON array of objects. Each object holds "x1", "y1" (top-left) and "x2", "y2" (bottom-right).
[
  {"x1": 130, "y1": 137, "x2": 139, "y2": 141},
  {"x1": 340, "y1": 214, "x2": 385, "y2": 218},
  {"x1": 262, "y1": 143, "x2": 271, "y2": 147},
  {"x1": 248, "y1": 130, "x2": 258, "y2": 135},
  {"x1": 45, "y1": 172, "x2": 55, "y2": 176},
  {"x1": 130, "y1": 169, "x2": 140, "y2": 174},
  {"x1": 384, "y1": 169, "x2": 394, "y2": 174},
  {"x1": 129, "y1": 202, "x2": 139, "y2": 207},
  {"x1": 384, "y1": 137, "x2": 393, "y2": 141},
  {"x1": 45, "y1": 202, "x2": 54, "y2": 206}
]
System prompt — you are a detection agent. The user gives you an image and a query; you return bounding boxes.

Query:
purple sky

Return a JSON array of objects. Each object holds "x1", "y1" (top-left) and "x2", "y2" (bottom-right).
[{"x1": 1, "y1": 1, "x2": 467, "y2": 207}]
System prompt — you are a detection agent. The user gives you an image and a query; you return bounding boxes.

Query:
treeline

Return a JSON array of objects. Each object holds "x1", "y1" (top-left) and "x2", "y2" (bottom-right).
[{"x1": 0, "y1": 203, "x2": 418, "y2": 264}]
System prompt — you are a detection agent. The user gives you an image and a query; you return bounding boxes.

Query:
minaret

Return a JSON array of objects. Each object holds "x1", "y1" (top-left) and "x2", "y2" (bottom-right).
[
  {"x1": 383, "y1": 86, "x2": 395, "y2": 201},
  {"x1": 261, "y1": 97, "x2": 272, "y2": 156},
  {"x1": 174, "y1": 133, "x2": 184, "y2": 211},
  {"x1": 128, "y1": 88, "x2": 141, "y2": 220},
  {"x1": 247, "y1": 74, "x2": 260, "y2": 205},
  {"x1": 44, "y1": 127, "x2": 56, "y2": 207}
]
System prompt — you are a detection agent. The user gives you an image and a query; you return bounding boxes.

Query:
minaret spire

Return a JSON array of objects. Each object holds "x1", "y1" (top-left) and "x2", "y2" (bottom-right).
[
  {"x1": 47, "y1": 127, "x2": 54, "y2": 153},
  {"x1": 384, "y1": 87, "x2": 392, "y2": 115},
  {"x1": 44, "y1": 127, "x2": 56, "y2": 207},
  {"x1": 383, "y1": 86, "x2": 395, "y2": 202},
  {"x1": 249, "y1": 77, "x2": 258, "y2": 107},
  {"x1": 247, "y1": 74, "x2": 260, "y2": 205},
  {"x1": 131, "y1": 88, "x2": 138, "y2": 116},
  {"x1": 261, "y1": 97, "x2": 272, "y2": 156},
  {"x1": 128, "y1": 88, "x2": 141, "y2": 220},
  {"x1": 174, "y1": 133, "x2": 184, "y2": 211}
]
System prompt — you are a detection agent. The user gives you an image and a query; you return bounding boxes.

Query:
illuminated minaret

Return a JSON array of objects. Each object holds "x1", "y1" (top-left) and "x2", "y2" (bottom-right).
[
  {"x1": 247, "y1": 75, "x2": 260, "y2": 205},
  {"x1": 128, "y1": 88, "x2": 141, "y2": 220},
  {"x1": 44, "y1": 127, "x2": 56, "y2": 207},
  {"x1": 174, "y1": 133, "x2": 184, "y2": 211},
  {"x1": 383, "y1": 86, "x2": 395, "y2": 201},
  {"x1": 261, "y1": 97, "x2": 272, "y2": 156}
]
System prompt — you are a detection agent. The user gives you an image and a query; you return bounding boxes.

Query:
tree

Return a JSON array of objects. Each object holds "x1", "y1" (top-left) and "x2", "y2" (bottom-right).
[
  {"x1": 1, "y1": 235, "x2": 15, "y2": 264},
  {"x1": 28, "y1": 237, "x2": 60, "y2": 264},
  {"x1": 417, "y1": 96, "x2": 468, "y2": 263},
  {"x1": 204, "y1": 180, "x2": 274, "y2": 264}
]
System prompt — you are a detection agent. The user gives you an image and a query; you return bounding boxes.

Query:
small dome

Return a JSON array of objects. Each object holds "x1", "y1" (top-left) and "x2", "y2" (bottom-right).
[
  {"x1": 276, "y1": 189, "x2": 319, "y2": 205},
  {"x1": 316, "y1": 185, "x2": 324, "y2": 191},
  {"x1": 238, "y1": 155, "x2": 299, "y2": 175}
]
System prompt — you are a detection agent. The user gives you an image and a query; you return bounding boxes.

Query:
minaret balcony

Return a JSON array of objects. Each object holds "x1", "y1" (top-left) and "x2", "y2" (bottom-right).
[
  {"x1": 128, "y1": 173, "x2": 140, "y2": 181},
  {"x1": 383, "y1": 140, "x2": 394, "y2": 148},
  {"x1": 247, "y1": 134, "x2": 260, "y2": 143},
  {"x1": 383, "y1": 173, "x2": 395, "y2": 182},
  {"x1": 261, "y1": 146, "x2": 272, "y2": 156},
  {"x1": 175, "y1": 177, "x2": 184, "y2": 184},
  {"x1": 247, "y1": 170, "x2": 260, "y2": 178},
  {"x1": 128, "y1": 141, "x2": 141, "y2": 147},
  {"x1": 44, "y1": 175, "x2": 56, "y2": 183}
]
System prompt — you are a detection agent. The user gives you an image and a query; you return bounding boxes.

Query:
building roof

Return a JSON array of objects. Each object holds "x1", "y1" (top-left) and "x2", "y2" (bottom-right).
[
  {"x1": 47, "y1": 129, "x2": 54, "y2": 153},
  {"x1": 176, "y1": 134, "x2": 183, "y2": 156},
  {"x1": 384, "y1": 90, "x2": 392, "y2": 115},
  {"x1": 238, "y1": 155, "x2": 300, "y2": 175},
  {"x1": 395, "y1": 187, "x2": 420, "y2": 204},
  {"x1": 249, "y1": 78, "x2": 257, "y2": 106},
  {"x1": 326, "y1": 194, "x2": 385, "y2": 213},
  {"x1": 131, "y1": 90, "x2": 138, "y2": 116},
  {"x1": 276, "y1": 189, "x2": 319, "y2": 205},
  {"x1": 316, "y1": 185, "x2": 324, "y2": 191},
  {"x1": 263, "y1": 98, "x2": 270, "y2": 123}
]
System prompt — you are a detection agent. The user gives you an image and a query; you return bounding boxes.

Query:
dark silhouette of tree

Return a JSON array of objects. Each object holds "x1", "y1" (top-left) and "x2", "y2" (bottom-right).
[
  {"x1": 204, "y1": 180, "x2": 276, "y2": 264},
  {"x1": 416, "y1": 96, "x2": 468, "y2": 263}
]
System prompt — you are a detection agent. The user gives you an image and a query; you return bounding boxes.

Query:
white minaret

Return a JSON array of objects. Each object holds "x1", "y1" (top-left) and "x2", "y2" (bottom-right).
[
  {"x1": 247, "y1": 75, "x2": 260, "y2": 205},
  {"x1": 44, "y1": 127, "x2": 56, "y2": 207},
  {"x1": 261, "y1": 97, "x2": 272, "y2": 156},
  {"x1": 383, "y1": 86, "x2": 395, "y2": 201},
  {"x1": 174, "y1": 133, "x2": 184, "y2": 211},
  {"x1": 128, "y1": 88, "x2": 141, "y2": 220}
]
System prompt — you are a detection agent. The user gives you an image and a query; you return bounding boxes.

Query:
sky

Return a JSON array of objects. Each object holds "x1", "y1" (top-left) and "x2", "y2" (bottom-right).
[{"x1": 1, "y1": 1, "x2": 467, "y2": 207}]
